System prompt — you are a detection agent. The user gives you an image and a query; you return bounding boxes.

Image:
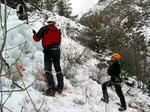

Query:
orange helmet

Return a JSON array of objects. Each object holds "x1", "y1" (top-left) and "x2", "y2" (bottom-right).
[{"x1": 112, "y1": 53, "x2": 121, "y2": 60}]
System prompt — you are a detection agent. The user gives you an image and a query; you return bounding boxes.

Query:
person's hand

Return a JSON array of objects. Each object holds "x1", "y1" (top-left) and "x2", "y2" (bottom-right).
[
  {"x1": 107, "y1": 60, "x2": 112, "y2": 65},
  {"x1": 32, "y1": 30, "x2": 36, "y2": 33}
]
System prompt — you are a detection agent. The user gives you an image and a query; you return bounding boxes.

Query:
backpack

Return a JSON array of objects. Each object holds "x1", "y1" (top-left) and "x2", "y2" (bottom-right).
[{"x1": 42, "y1": 24, "x2": 61, "y2": 46}]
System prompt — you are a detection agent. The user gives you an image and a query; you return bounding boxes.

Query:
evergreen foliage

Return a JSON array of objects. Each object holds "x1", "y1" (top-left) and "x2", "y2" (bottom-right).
[
  {"x1": 45, "y1": 0, "x2": 58, "y2": 11},
  {"x1": 57, "y1": 0, "x2": 72, "y2": 18},
  {"x1": 27, "y1": 0, "x2": 73, "y2": 18}
]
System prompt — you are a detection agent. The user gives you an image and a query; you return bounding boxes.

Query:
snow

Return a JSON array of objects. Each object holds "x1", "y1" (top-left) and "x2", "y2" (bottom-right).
[
  {"x1": 121, "y1": 17, "x2": 128, "y2": 26},
  {"x1": 131, "y1": 5, "x2": 143, "y2": 13},
  {"x1": 70, "y1": 0, "x2": 99, "y2": 18},
  {"x1": 0, "y1": 3, "x2": 150, "y2": 112},
  {"x1": 92, "y1": 0, "x2": 114, "y2": 12},
  {"x1": 144, "y1": 26, "x2": 150, "y2": 41}
]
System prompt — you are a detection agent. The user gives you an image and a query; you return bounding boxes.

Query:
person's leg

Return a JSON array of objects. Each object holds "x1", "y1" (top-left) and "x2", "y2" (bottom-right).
[
  {"x1": 52, "y1": 49, "x2": 64, "y2": 93},
  {"x1": 101, "y1": 81, "x2": 111, "y2": 102},
  {"x1": 44, "y1": 51, "x2": 55, "y2": 94},
  {"x1": 44, "y1": 51, "x2": 52, "y2": 74},
  {"x1": 114, "y1": 84, "x2": 126, "y2": 110},
  {"x1": 52, "y1": 49, "x2": 62, "y2": 73},
  {"x1": 56, "y1": 72, "x2": 64, "y2": 93}
]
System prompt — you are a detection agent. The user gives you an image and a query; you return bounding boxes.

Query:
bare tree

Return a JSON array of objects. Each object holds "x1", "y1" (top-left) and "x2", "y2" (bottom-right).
[
  {"x1": 0, "y1": 2, "x2": 46, "y2": 111},
  {"x1": 0, "y1": 0, "x2": 8, "y2": 111}
]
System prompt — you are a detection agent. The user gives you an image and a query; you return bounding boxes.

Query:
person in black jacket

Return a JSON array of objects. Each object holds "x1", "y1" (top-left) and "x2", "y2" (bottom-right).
[{"x1": 101, "y1": 53, "x2": 126, "y2": 111}]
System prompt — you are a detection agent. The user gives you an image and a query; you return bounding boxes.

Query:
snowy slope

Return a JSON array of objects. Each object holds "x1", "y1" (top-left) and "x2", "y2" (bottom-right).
[
  {"x1": 93, "y1": 0, "x2": 114, "y2": 12},
  {"x1": 0, "y1": 4, "x2": 150, "y2": 112}
]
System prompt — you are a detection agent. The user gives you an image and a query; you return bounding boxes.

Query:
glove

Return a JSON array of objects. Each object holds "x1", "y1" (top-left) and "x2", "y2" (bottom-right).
[
  {"x1": 107, "y1": 60, "x2": 113, "y2": 65},
  {"x1": 32, "y1": 30, "x2": 36, "y2": 33}
]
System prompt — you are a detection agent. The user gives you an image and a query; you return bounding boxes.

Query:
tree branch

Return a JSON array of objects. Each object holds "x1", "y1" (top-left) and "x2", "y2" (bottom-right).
[
  {"x1": 0, "y1": 79, "x2": 36, "y2": 92},
  {"x1": 7, "y1": 17, "x2": 42, "y2": 32}
]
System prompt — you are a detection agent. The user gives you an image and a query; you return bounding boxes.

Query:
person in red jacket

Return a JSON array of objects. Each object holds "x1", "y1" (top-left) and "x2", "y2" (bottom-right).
[{"x1": 33, "y1": 20, "x2": 64, "y2": 96}]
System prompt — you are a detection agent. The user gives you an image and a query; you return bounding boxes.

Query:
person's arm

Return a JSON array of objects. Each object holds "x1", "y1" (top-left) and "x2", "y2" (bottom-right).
[
  {"x1": 113, "y1": 63, "x2": 122, "y2": 82},
  {"x1": 58, "y1": 29, "x2": 61, "y2": 45},
  {"x1": 107, "y1": 66, "x2": 113, "y2": 76},
  {"x1": 33, "y1": 26, "x2": 47, "y2": 42},
  {"x1": 113, "y1": 62, "x2": 121, "y2": 77},
  {"x1": 33, "y1": 31, "x2": 40, "y2": 42}
]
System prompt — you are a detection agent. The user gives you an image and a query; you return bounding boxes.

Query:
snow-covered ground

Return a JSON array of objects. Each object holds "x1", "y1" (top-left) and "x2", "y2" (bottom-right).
[{"x1": 0, "y1": 4, "x2": 150, "y2": 112}]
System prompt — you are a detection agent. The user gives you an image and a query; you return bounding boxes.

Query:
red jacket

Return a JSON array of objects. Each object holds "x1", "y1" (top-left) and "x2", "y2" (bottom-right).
[{"x1": 33, "y1": 24, "x2": 61, "y2": 48}]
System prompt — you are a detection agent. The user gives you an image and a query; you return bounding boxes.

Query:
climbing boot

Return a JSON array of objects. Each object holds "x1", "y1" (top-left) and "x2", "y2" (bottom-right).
[
  {"x1": 101, "y1": 98, "x2": 109, "y2": 103},
  {"x1": 56, "y1": 85, "x2": 63, "y2": 94},
  {"x1": 118, "y1": 106, "x2": 126, "y2": 111},
  {"x1": 43, "y1": 89, "x2": 55, "y2": 97}
]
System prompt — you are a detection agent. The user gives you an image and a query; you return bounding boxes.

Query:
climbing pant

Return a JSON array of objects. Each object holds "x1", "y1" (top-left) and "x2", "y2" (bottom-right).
[
  {"x1": 44, "y1": 48, "x2": 64, "y2": 91},
  {"x1": 102, "y1": 80, "x2": 126, "y2": 107}
]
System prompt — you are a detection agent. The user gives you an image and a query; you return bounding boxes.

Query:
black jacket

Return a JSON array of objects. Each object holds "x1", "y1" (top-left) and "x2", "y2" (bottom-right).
[{"x1": 107, "y1": 60, "x2": 121, "y2": 82}]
